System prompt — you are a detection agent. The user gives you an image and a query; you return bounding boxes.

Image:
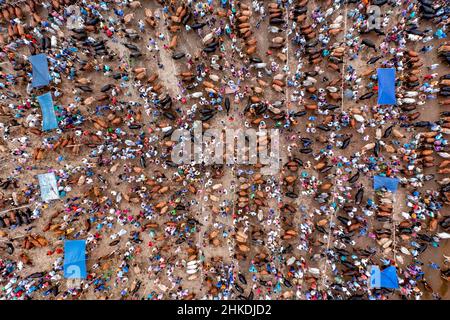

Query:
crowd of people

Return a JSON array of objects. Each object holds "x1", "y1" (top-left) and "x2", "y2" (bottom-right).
[{"x1": 0, "y1": 0, "x2": 449, "y2": 300}]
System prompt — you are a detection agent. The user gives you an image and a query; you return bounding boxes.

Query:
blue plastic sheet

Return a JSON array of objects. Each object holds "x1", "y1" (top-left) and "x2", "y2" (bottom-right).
[
  {"x1": 380, "y1": 266, "x2": 399, "y2": 289},
  {"x1": 377, "y1": 68, "x2": 396, "y2": 105},
  {"x1": 29, "y1": 54, "x2": 50, "y2": 88},
  {"x1": 370, "y1": 266, "x2": 399, "y2": 289},
  {"x1": 37, "y1": 92, "x2": 58, "y2": 131},
  {"x1": 373, "y1": 175, "x2": 399, "y2": 192},
  {"x1": 64, "y1": 240, "x2": 87, "y2": 279},
  {"x1": 37, "y1": 172, "x2": 60, "y2": 201}
]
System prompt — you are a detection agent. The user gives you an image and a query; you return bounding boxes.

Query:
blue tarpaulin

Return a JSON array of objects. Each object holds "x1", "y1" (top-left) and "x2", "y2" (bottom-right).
[
  {"x1": 370, "y1": 266, "x2": 399, "y2": 289},
  {"x1": 37, "y1": 172, "x2": 60, "y2": 201},
  {"x1": 373, "y1": 175, "x2": 399, "y2": 192},
  {"x1": 64, "y1": 240, "x2": 87, "y2": 279},
  {"x1": 37, "y1": 92, "x2": 58, "y2": 131},
  {"x1": 377, "y1": 68, "x2": 396, "y2": 105},
  {"x1": 380, "y1": 266, "x2": 399, "y2": 289},
  {"x1": 29, "y1": 54, "x2": 50, "y2": 88}
]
